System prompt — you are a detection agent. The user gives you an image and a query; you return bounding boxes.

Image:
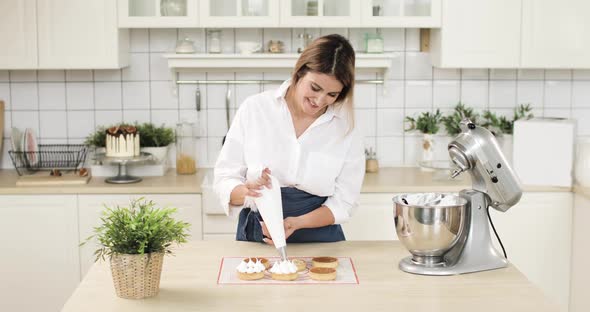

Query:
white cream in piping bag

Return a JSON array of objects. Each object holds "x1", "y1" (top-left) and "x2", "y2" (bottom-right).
[{"x1": 251, "y1": 174, "x2": 287, "y2": 250}]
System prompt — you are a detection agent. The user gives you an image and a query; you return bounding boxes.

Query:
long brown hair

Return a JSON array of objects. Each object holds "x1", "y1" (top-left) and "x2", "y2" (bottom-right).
[{"x1": 291, "y1": 34, "x2": 356, "y2": 130}]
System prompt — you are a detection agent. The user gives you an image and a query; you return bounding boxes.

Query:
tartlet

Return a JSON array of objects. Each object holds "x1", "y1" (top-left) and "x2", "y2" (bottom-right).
[
  {"x1": 236, "y1": 258, "x2": 266, "y2": 281},
  {"x1": 311, "y1": 256, "x2": 339, "y2": 268},
  {"x1": 290, "y1": 258, "x2": 307, "y2": 272},
  {"x1": 309, "y1": 267, "x2": 337, "y2": 281},
  {"x1": 270, "y1": 260, "x2": 299, "y2": 281}
]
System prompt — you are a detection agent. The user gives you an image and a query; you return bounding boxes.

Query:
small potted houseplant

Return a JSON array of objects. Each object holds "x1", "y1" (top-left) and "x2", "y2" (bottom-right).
[
  {"x1": 441, "y1": 103, "x2": 480, "y2": 137},
  {"x1": 405, "y1": 109, "x2": 443, "y2": 163},
  {"x1": 136, "y1": 123, "x2": 175, "y2": 164},
  {"x1": 84, "y1": 198, "x2": 190, "y2": 299}
]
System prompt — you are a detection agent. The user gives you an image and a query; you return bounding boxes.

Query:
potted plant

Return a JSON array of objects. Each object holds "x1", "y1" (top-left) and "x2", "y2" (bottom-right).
[
  {"x1": 136, "y1": 123, "x2": 175, "y2": 164},
  {"x1": 441, "y1": 103, "x2": 480, "y2": 137},
  {"x1": 83, "y1": 198, "x2": 190, "y2": 299},
  {"x1": 405, "y1": 109, "x2": 443, "y2": 163}
]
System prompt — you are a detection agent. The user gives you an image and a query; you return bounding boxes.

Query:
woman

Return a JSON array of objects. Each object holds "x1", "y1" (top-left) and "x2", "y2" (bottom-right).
[{"x1": 213, "y1": 34, "x2": 365, "y2": 245}]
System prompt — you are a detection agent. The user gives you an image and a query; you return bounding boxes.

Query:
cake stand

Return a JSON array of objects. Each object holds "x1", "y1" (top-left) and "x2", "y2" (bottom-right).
[{"x1": 96, "y1": 152, "x2": 152, "y2": 184}]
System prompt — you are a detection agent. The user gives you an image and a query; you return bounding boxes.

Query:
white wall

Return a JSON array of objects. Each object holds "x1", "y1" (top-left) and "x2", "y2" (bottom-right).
[{"x1": 1, "y1": 28, "x2": 590, "y2": 169}]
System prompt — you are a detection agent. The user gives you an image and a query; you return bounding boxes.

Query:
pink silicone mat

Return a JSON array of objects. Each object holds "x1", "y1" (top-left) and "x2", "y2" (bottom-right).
[{"x1": 217, "y1": 256, "x2": 359, "y2": 285}]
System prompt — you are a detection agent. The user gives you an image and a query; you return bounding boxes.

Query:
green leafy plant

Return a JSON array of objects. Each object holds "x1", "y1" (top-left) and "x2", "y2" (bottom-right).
[
  {"x1": 405, "y1": 109, "x2": 443, "y2": 135},
  {"x1": 84, "y1": 198, "x2": 190, "y2": 261},
  {"x1": 482, "y1": 104, "x2": 534, "y2": 135},
  {"x1": 441, "y1": 103, "x2": 479, "y2": 136},
  {"x1": 136, "y1": 123, "x2": 175, "y2": 147},
  {"x1": 84, "y1": 126, "x2": 107, "y2": 148}
]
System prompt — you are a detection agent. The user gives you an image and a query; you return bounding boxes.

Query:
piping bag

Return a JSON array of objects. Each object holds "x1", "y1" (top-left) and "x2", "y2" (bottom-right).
[{"x1": 249, "y1": 174, "x2": 288, "y2": 261}]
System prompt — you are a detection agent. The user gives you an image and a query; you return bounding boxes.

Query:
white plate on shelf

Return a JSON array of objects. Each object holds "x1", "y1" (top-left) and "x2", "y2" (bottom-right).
[{"x1": 23, "y1": 128, "x2": 39, "y2": 166}]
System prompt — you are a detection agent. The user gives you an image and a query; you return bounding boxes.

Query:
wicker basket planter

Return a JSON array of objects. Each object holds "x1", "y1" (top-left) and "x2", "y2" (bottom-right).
[{"x1": 110, "y1": 252, "x2": 164, "y2": 299}]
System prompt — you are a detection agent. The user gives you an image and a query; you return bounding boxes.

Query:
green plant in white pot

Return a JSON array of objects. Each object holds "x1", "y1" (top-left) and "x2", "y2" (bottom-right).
[
  {"x1": 136, "y1": 123, "x2": 175, "y2": 164},
  {"x1": 84, "y1": 198, "x2": 190, "y2": 299},
  {"x1": 405, "y1": 109, "x2": 443, "y2": 164}
]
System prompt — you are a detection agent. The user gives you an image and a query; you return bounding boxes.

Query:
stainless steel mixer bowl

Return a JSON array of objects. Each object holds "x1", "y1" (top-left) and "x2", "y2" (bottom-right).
[{"x1": 393, "y1": 194, "x2": 467, "y2": 264}]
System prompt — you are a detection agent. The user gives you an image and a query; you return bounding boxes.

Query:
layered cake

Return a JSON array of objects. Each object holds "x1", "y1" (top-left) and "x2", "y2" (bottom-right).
[
  {"x1": 269, "y1": 260, "x2": 298, "y2": 281},
  {"x1": 242, "y1": 257, "x2": 270, "y2": 270},
  {"x1": 311, "y1": 256, "x2": 339, "y2": 268},
  {"x1": 105, "y1": 126, "x2": 140, "y2": 157},
  {"x1": 309, "y1": 267, "x2": 337, "y2": 281},
  {"x1": 236, "y1": 258, "x2": 266, "y2": 281}
]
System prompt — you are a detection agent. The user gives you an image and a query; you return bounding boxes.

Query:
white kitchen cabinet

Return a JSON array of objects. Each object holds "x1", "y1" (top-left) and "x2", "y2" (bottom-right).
[
  {"x1": 0, "y1": 195, "x2": 79, "y2": 312},
  {"x1": 521, "y1": 0, "x2": 590, "y2": 68},
  {"x1": 570, "y1": 193, "x2": 590, "y2": 312},
  {"x1": 279, "y1": 0, "x2": 361, "y2": 27},
  {"x1": 37, "y1": 0, "x2": 128, "y2": 69},
  {"x1": 118, "y1": 0, "x2": 199, "y2": 27},
  {"x1": 78, "y1": 194, "x2": 202, "y2": 278},
  {"x1": 200, "y1": 0, "x2": 279, "y2": 27},
  {"x1": 489, "y1": 192, "x2": 572, "y2": 312},
  {"x1": 0, "y1": 0, "x2": 37, "y2": 69},
  {"x1": 430, "y1": 0, "x2": 522, "y2": 68},
  {"x1": 342, "y1": 193, "x2": 399, "y2": 241},
  {"x1": 360, "y1": 0, "x2": 441, "y2": 28}
]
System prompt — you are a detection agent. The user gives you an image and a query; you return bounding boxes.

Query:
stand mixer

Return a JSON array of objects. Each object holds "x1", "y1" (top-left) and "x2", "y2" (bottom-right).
[{"x1": 394, "y1": 119, "x2": 522, "y2": 275}]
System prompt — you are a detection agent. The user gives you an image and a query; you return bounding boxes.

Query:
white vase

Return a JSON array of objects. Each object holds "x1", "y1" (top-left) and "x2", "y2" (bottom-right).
[
  {"x1": 141, "y1": 146, "x2": 169, "y2": 164},
  {"x1": 422, "y1": 134, "x2": 435, "y2": 162}
]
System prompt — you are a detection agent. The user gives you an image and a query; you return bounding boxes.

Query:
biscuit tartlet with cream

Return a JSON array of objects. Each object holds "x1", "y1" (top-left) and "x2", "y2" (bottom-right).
[
  {"x1": 236, "y1": 258, "x2": 266, "y2": 281},
  {"x1": 269, "y1": 260, "x2": 298, "y2": 281},
  {"x1": 243, "y1": 257, "x2": 270, "y2": 270}
]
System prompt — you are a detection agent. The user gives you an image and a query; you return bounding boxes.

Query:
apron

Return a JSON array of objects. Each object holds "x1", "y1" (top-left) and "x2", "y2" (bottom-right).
[{"x1": 236, "y1": 187, "x2": 346, "y2": 243}]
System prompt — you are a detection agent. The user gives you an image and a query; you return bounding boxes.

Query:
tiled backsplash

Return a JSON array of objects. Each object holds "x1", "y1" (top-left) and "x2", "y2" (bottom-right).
[{"x1": 1, "y1": 28, "x2": 590, "y2": 169}]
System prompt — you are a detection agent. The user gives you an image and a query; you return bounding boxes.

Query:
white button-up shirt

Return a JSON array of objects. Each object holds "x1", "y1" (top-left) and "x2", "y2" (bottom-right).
[{"x1": 213, "y1": 80, "x2": 365, "y2": 224}]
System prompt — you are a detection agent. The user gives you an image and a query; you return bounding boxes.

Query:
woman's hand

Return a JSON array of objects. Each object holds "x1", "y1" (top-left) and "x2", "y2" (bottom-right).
[
  {"x1": 229, "y1": 168, "x2": 272, "y2": 205},
  {"x1": 260, "y1": 216, "x2": 300, "y2": 246}
]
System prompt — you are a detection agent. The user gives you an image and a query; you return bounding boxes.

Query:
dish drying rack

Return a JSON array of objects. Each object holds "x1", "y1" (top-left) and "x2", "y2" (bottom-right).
[{"x1": 8, "y1": 144, "x2": 88, "y2": 176}]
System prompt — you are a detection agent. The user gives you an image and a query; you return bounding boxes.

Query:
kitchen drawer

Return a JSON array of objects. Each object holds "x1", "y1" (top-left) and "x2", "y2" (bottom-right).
[{"x1": 202, "y1": 207, "x2": 240, "y2": 234}]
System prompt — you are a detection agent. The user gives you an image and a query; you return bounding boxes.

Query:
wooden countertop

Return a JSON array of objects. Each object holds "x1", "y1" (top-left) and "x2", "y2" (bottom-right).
[
  {"x1": 0, "y1": 167, "x2": 572, "y2": 195},
  {"x1": 61, "y1": 241, "x2": 557, "y2": 312}
]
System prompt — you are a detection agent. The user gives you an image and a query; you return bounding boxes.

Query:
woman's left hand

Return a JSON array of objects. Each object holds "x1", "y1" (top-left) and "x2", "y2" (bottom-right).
[{"x1": 260, "y1": 217, "x2": 300, "y2": 246}]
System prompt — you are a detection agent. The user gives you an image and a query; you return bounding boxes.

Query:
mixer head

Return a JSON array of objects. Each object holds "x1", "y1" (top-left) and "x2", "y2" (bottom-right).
[{"x1": 448, "y1": 119, "x2": 522, "y2": 212}]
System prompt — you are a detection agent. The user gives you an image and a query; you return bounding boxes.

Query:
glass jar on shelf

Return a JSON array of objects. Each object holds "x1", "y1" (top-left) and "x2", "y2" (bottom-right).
[
  {"x1": 175, "y1": 122, "x2": 196, "y2": 175},
  {"x1": 160, "y1": 0, "x2": 187, "y2": 16},
  {"x1": 365, "y1": 31, "x2": 384, "y2": 53},
  {"x1": 208, "y1": 29, "x2": 222, "y2": 54}
]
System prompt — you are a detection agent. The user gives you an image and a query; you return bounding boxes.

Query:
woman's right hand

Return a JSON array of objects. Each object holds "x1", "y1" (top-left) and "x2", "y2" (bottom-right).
[{"x1": 230, "y1": 168, "x2": 272, "y2": 205}]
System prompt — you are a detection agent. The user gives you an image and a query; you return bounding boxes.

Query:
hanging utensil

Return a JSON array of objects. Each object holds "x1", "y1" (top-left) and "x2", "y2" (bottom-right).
[{"x1": 222, "y1": 84, "x2": 231, "y2": 145}]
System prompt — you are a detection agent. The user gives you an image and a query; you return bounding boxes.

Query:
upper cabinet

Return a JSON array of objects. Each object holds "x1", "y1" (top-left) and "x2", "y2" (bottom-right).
[
  {"x1": 520, "y1": 0, "x2": 590, "y2": 68},
  {"x1": 200, "y1": 0, "x2": 279, "y2": 27},
  {"x1": 37, "y1": 0, "x2": 128, "y2": 69},
  {"x1": 279, "y1": 0, "x2": 361, "y2": 27},
  {"x1": 360, "y1": 0, "x2": 441, "y2": 28},
  {"x1": 430, "y1": 0, "x2": 521, "y2": 68},
  {"x1": 431, "y1": 0, "x2": 590, "y2": 69},
  {"x1": 117, "y1": 0, "x2": 440, "y2": 28},
  {"x1": 118, "y1": 0, "x2": 199, "y2": 28},
  {"x1": 0, "y1": 0, "x2": 38, "y2": 68},
  {"x1": 0, "y1": 0, "x2": 128, "y2": 69}
]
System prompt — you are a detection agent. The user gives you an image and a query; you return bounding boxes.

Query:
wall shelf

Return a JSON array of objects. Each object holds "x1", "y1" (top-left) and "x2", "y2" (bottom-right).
[{"x1": 162, "y1": 53, "x2": 397, "y2": 75}]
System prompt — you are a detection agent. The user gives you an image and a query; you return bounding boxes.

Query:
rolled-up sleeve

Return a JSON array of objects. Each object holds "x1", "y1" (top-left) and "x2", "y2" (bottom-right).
[
  {"x1": 323, "y1": 133, "x2": 366, "y2": 224},
  {"x1": 213, "y1": 102, "x2": 249, "y2": 215}
]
